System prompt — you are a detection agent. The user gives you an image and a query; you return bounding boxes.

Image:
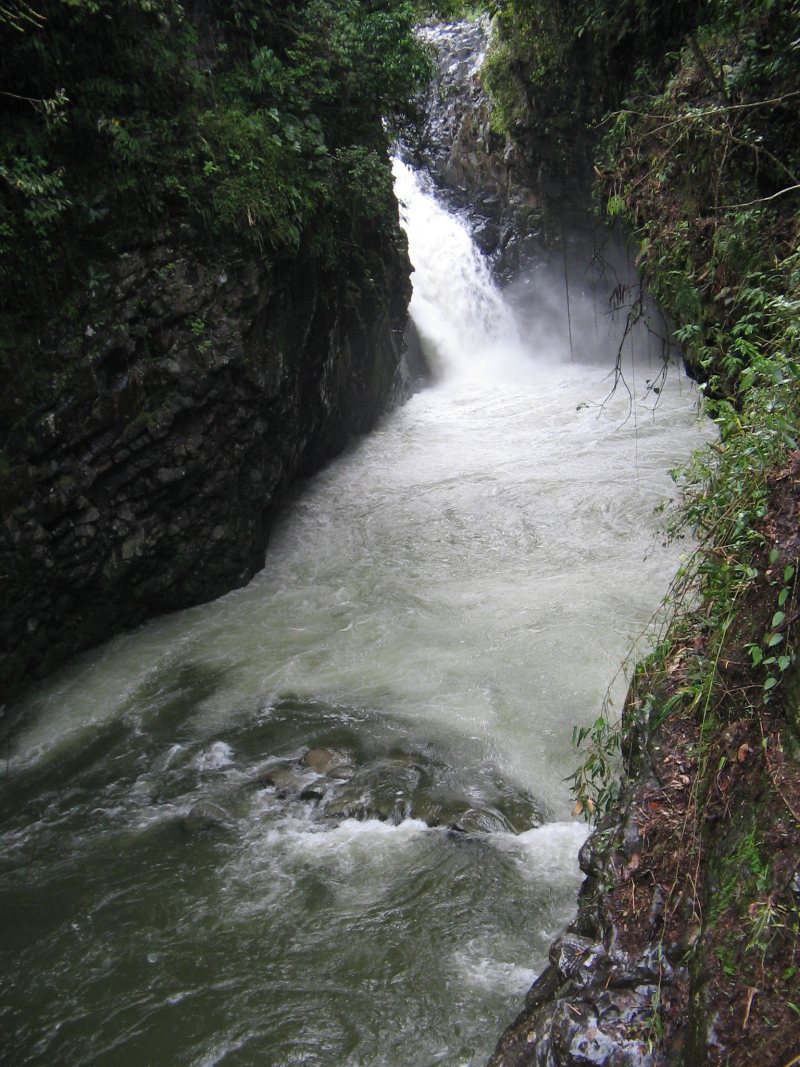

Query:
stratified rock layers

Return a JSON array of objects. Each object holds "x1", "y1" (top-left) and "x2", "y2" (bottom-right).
[{"x1": 1, "y1": 228, "x2": 410, "y2": 699}]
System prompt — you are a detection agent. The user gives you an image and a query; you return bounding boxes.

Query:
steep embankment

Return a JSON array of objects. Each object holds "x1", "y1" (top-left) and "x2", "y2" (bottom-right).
[
  {"x1": 477, "y1": 2, "x2": 800, "y2": 1064},
  {"x1": 0, "y1": 227, "x2": 409, "y2": 702},
  {"x1": 406, "y1": 15, "x2": 596, "y2": 283},
  {"x1": 0, "y1": 1, "x2": 423, "y2": 701}
]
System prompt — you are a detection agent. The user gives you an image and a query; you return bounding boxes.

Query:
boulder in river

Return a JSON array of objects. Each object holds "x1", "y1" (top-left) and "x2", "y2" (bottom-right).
[{"x1": 180, "y1": 800, "x2": 235, "y2": 835}]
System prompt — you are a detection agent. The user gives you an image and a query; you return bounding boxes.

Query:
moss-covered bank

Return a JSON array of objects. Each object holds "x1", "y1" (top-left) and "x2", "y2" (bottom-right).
[{"x1": 483, "y1": 1, "x2": 800, "y2": 1062}]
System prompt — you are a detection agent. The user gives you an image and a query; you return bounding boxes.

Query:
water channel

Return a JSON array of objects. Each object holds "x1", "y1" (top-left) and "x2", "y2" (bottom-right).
[{"x1": 0, "y1": 149, "x2": 713, "y2": 1066}]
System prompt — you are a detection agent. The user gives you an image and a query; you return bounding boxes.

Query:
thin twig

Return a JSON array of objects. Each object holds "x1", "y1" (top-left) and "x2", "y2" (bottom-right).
[
  {"x1": 716, "y1": 183, "x2": 800, "y2": 211},
  {"x1": 742, "y1": 986, "x2": 757, "y2": 1031},
  {"x1": 596, "y1": 90, "x2": 800, "y2": 130}
]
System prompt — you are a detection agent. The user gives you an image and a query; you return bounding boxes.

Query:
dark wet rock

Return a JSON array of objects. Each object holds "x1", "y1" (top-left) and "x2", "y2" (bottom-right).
[
  {"x1": 243, "y1": 734, "x2": 546, "y2": 832},
  {"x1": 1, "y1": 218, "x2": 411, "y2": 703},
  {"x1": 488, "y1": 933, "x2": 660, "y2": 1066},
  {"x1": 448, "y1": 806, "x2": 515, "y2": 835},
  {"x1": 180, "y1": 799, "x2": 235, "y2": 834},
  {"x1": 405, "y1": 19, "x2": 556, "y2": 284},
  {"x1": 321, "y1": 788, "x2": 379, "y2": 824},
  {"x1": 252, "y1": 762, "x2": 309, "y2": 794},
  {"x1": 314, "y1": 756, "x2": 545, "y2": 832},
  {"x1": 299, "y1": 785, "x2": 325, "y2": 803},
  {"x1": 301, "y1": 747, "x2": 354, "y2": 776},
  {"x1": 205, "y1": 706, "x2": 551, "y2": 839},
  {"x1": 403, "y1": 317, "x2": 434, "y2": 390},
  {"x1": 491, "y1": 783, "x2": 545, "y2": 835},
  {"x1": 321, "y1": 777, "x2": 410, "y2": 825},
  {"x1": 417, "y1": 778, "x2": 543, "y2": 836}
]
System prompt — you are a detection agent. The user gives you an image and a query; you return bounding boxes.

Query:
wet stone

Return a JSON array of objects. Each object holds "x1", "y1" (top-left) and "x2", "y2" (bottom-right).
[
  {"x1": 301, "y1": 747, "x2": 353, "y2": 775},
  {"x1": 180, "y1": 800, "x2": 235, "y2": 834},
  {"x1": 299, "y1": 785, "x2": 325, "y2": 803},
  {"x1": 448, "y1": 806, "x2": 514, "y2": 835},
  {"x1": 328, "y1": 763, "x2": 356, "y2": 781},
  {"x1": 550, "y1": 934, "x2": 606, "y2": 983},
  {"x1": 252, "y1": 762, "x2": 308, "y2": 794}
]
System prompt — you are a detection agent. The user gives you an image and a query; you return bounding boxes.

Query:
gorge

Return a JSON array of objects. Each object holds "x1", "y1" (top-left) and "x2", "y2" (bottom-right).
[
  {"x1": 3, "y1": 4, "x2": 799, "y2": 1065},
  {"x1": 0, "y1": 16, "x2": 715, "y2": 1066}
]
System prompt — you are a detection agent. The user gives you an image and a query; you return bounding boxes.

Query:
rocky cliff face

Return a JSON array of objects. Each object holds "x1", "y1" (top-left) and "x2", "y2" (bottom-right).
[
  {"x1": 406, "y1": 16, "x2": 627, "y2": 357},
  {"x1": 1, "y1": 226, "x2": 410, "y2": 702},
  {"x1": 407, "y1": 18, "x2": 594, "y2": 288},
  {"x1": 407, "y1": 17, "x2": 538, "y2": 282}
]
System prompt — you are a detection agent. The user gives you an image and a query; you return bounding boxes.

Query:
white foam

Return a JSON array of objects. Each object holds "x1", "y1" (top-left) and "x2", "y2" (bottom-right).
[
  {"x1": 393, "y1": 159, "x2": 531, "y2": 385},
  {"x1": 192, "y1": 741, "x2": 234, "y2": 773},
  {"x1": 492, "y1": 821, "x2": 589, "y2": 885},
  {"x1": 455, "y1": 952, "x2": 537, "y2": 994}
]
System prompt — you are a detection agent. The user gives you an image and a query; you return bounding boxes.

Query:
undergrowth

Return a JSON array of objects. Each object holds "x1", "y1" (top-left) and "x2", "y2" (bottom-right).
[
  {"x1": 568, "y1": 0, "x2": 800, "y2": 824},
  {"x1": 482, "y1": 1, "x2": 800, "y2": 1057},
  {"x1": 569, "y1": 254, "x2": 800, "y2": 820}
]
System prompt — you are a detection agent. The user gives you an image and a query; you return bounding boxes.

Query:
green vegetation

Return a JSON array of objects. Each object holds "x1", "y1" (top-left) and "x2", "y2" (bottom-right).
[
  {"x1": 482, "y1": 0, "x2": 704, "y2": 169},
  {"x1": 0, "y1": 0, "x2": 429, "y2": 265},
  {"x1": 558, "y1": 0, "x2": 800, "y2": 820},
  {"x1": 410, "y1": 0, "x2": 484, "y2": 17},
  {"x1": 0, "y1": 0, "x2": 434, "y2": 434},
  {"x1": 488, "y1": 1, "x2": 800, "y2": 1054}
]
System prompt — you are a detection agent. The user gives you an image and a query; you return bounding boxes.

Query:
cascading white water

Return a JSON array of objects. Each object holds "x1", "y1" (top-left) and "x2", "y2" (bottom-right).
[
  {"x1": 0, "y1": 160, "x2": 714, "y2": 1067},
  {"x1": 393, "y1": 161, "x2": 524, "y2": 382}
]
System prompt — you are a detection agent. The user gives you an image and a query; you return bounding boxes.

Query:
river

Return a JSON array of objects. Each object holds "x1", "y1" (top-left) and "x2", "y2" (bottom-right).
[{"x1": 0, "y1": 156, "x2": 712, "y2": 1065}]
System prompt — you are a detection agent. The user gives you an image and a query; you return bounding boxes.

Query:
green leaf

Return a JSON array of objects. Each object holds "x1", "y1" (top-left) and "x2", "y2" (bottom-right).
[
  {"x1": 606, "y1": 194, "x2": 627, "y2": 218},
  {"x1": 784, "y1": 565, "x2": 796, "y2": 583},
  {"x1": 764, "y1": 676, "x2": 778, "y2": 692},
  {"x1": 767, "y1": 632, "x2": 784, "y2": 647},
  {"x1": 778, "y1": 587, "x2": 789, "y2": 606},
  {"x1": 778, "y1": 656, "x2": 791, "y2": 672},
  {"x1": 771, "y1": 611, "x2": 786, "y2": 628}
]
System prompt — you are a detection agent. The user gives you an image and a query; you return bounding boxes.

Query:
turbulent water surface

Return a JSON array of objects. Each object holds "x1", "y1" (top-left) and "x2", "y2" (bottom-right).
[{"x1": 0, "y1": 161, "x2": 713, "y2": 1066}]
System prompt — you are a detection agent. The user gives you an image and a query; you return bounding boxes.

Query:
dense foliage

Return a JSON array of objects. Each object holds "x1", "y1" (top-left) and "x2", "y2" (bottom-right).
[
  {"x1": 596, "y1": 1, "x2": 800, "y2": 390},
  {"x1": 0, "y1": 0, "x2": 430, "y2": 409},
  {"x1": 481, "y1": 0, "x2": 799, "y2": 342},
  {"x1": 0, "y1": 0, "x2": 561, "y2": 431},
  {"x1": 481, "y1": 0, "x2": 706, "y2": 170},
  {"x1": 492, "y1": 3, "x2": 800, "y2": 1054}
]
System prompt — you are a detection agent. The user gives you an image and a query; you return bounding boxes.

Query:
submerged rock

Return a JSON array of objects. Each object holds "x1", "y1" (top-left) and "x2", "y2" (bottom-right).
[
  {"x1": 218, "y1": 708, "x2": 549, "y2": 836},
  {"x1": 448, "y1": 806, "x2": 515, "y2": 835},
  {"x1": 180, "y1": 800, "x2": 235, "y2": 835},
  {"x1": 251, "y1": 761, "x2": 310, "y2": 796},
  {"x1": 301, "y1": 747, "x2": 354, "y2": 776}
]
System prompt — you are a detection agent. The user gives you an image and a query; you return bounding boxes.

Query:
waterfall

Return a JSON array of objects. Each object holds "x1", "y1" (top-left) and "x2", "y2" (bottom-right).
[{"x1": 393, "y1": 159, "x2": 526, "y2": 384}]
